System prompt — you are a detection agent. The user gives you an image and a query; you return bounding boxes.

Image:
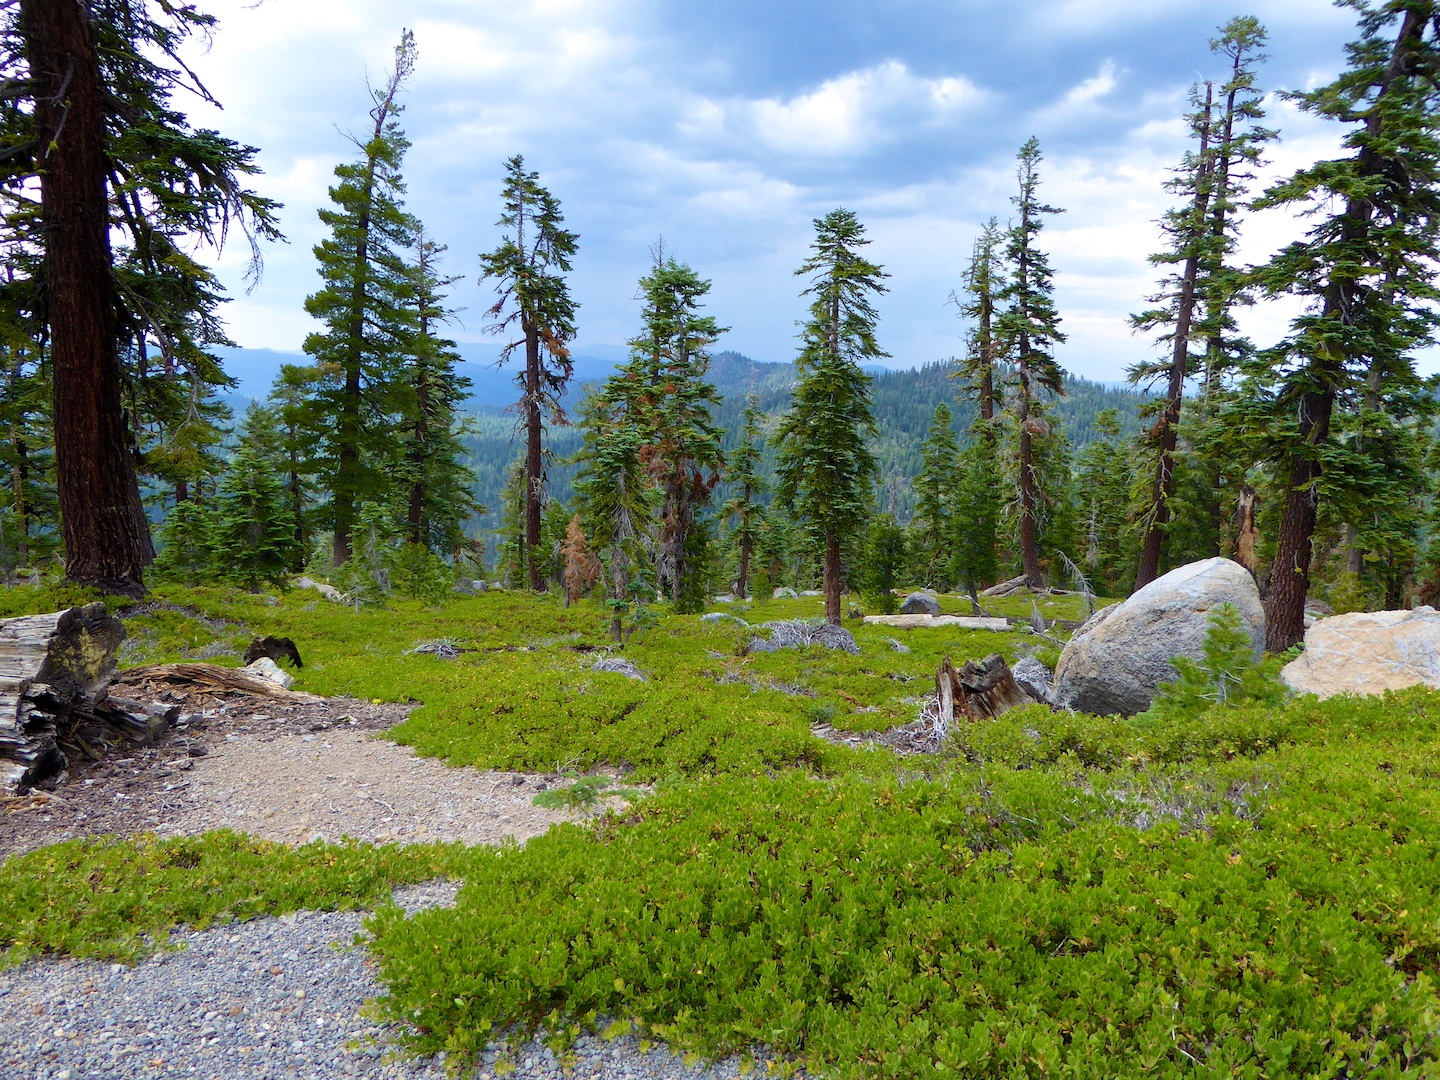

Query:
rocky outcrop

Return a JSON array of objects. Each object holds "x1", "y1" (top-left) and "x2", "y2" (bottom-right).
[
  {"x1": 1282, "y1": 607, "x2": 1440, "y2": 699},
  {"x1": 899, "y1": 592, "x2": 942, "y2": 617},
  {"x1": 1052, "y1": 558, "x2": 1264, "y2": 716},
  {"x1": 772, "y1": 587, "x2": 799, "y2": 600}
]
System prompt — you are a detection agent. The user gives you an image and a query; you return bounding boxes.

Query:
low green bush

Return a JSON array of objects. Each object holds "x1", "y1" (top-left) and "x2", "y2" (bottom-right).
[{"x1": 0, "y1": 831, "x2": 470, "y2": 965}]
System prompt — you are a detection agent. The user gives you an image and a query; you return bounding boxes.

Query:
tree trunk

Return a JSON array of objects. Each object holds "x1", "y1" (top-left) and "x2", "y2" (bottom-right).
[
  {"x1": 1266, "y1": 388, "x2": 1332, "y2": 651},
  {"x1": 24, "y1": 0, "x2": 153, "y2": 596},
  {"x1": 823, "y1": 527, "x2": 842, "y2": 626},
  {"x1": 736, "y1": 530, "x2": 752, "y2": 599},
  {"x1": 1135, "y1": 87, "x2": 1213, "y2": 591},
  {"x1": 524, "y1": 319, "x2": 544, "y2": 592},
  {"x1": 1017, "y1": 361, "x2": 1042, "y2": 589}
]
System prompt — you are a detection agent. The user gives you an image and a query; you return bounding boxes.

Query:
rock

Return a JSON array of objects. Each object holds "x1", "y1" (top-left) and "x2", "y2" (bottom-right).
[
  {"x1": 295, "y1": 576, "x2": 345, "y2": 603},
  {"x1": 592, "y1": 657, "x2": 647, "y2": 682},
  {"x1": 772, "y1": 587, "x2": 799, "y2": 599},
  {"x1": 713, "y1": 594, "x2": 736, "y2": 604},
  {"x1": 899, "y1": 593, "x2": 942, "y2": 616},
  {"x1": 1052, "y1": 557, "x2": 1264, "y2": 716},
  {"x1": 1011, "y1": 656, "x2": 1054, "y2": 705},
  {"x1": 887, "y1": 638, "x2": 910, "y2": 654},
  {"x1": 1282, "y1": 607, "x2": 1440, "y2": 699},
  {"x1": 488, "y1": 581, "x2": 506, "y2": 591},
  {"x1": 747, "y1": 621, "x2": 859, "y2": 655},
  {"x1": 863, "y1": 614, "x2": 1009, "y2": 631},
  {"x1": 243, "y1": 636, "x2": 303, "y2": 669},
  {"x1": 243, "y1": 657, "x2": 294, "y2": 690},
  {"x1": 800, "y1": 590, "x2": 824, "y2": 597},
  {"x1": 701, "y1": 612, "x2": 747, "y2": 626},
  {"x1": 452, "y1": 579, "x2": 488, "y2": 595}
]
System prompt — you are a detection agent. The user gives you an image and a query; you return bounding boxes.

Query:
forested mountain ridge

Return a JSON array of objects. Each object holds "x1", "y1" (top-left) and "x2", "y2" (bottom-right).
[{"x1": 463, "y1": 349, "x2": 1154, "y2": 543}]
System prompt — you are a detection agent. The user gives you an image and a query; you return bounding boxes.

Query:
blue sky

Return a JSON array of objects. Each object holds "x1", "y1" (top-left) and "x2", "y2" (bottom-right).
[{"x1": 181, "y1": 0, "x2": 1359, "y2": 383}]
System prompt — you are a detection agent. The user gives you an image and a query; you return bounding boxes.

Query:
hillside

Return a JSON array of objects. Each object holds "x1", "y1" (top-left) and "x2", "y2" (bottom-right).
[{"x1": 463, "y1": 351, "x2": 1155, "y2": 539}]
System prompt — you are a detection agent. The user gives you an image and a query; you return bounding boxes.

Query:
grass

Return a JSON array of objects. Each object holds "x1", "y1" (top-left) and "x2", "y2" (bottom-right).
[{"x1": 7, "y1": 580, "x2": 1440, "y2": 1077}]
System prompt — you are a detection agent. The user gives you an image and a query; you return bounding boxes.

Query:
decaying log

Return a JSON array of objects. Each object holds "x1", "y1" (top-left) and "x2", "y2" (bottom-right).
[
  {"x1": 112, "y1": 663, "x2": 322, "y2": 702},
  {"x1": 0, "y1": 604, "x2": 158, "y2": 792},
  {"x1": 981, "y1": 576, "x2": 1029, "y2": 598},
  {"x1": 935, "y1": 653, "x2": 1041, "y2": 723}
]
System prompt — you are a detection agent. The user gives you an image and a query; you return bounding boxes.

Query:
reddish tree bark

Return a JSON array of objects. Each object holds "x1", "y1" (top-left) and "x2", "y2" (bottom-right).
[{"x1": 24, "y1": 0, "x2": 153, "y2": 596}]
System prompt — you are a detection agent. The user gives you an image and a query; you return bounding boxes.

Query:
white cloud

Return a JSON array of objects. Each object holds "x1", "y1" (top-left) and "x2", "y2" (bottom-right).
[
  {"x1": 1058, "y1": 60, "x2": 1119, "y2": 110},
  {"x1": 704, "y1": 61, "x2": 986, "y2": 157}
]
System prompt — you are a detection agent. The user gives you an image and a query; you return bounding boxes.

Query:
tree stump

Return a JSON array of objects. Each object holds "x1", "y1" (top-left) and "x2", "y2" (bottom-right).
[
  {"x1": 935, "y1": 653, "x2": 1039, "y2": 725},
  {"x1": 0, "y1": 604, "x2": 166, "y2": 792}
]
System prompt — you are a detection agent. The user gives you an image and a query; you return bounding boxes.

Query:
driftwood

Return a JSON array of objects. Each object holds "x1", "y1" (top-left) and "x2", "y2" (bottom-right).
[
  {"x1": 112, "y1": 663, "x2": 322, "y2": 702},
  {"x1": 0, "y1": 604, "x2": 172, "y2": 792},
  {"x1": 934, "y1": 653, "x2": 1040, "y2": 728}
]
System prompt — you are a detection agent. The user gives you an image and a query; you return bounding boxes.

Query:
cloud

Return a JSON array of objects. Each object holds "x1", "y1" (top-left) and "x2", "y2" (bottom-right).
[
  {"x1": 688, "y1": 61, "x2": 987, "y2": 157},
  {"x1": 1057, "y1": 61, "x2": 1119, "y2": 111}
]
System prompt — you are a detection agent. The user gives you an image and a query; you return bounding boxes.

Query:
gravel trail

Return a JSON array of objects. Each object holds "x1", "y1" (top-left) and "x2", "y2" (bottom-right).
[{"x1": 0, "y1": 882, "x2": 802, "y2": 1080}]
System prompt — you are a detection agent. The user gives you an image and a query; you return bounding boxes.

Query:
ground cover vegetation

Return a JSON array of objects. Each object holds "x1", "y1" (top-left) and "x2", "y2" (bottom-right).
[{"x1": 5, "y1": 1, "x2": 1440, "y2": 1077}]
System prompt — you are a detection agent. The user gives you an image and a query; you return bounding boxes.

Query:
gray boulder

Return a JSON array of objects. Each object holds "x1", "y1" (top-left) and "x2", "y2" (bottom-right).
[
  {"x1": 592, "y1": 657, "x2": 647, "y2": 682},
  {"x1": 748, "y1": 620, "x2": 859, "y2": 655},
  {"x1": 1011, "y1": 656, "x2": 1054, "y2": 705},
  {"x1": 1052, "y1": 558, "x2": 1264, "y2": 716},
  {"x1": 899, "y1": 592, "x2": 942, "y2": 617},
  {"x1": 243, "y1": 656, "x2": 294, "y2": 690},
  {"x1": 772, "y1": 587, "x2": 799, "y2": 599}
]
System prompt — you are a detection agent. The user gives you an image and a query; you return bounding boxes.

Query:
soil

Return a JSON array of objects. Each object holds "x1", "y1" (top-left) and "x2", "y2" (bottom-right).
[{"x1": 0, "y1": 676, "x2": 601, "y2": 858}]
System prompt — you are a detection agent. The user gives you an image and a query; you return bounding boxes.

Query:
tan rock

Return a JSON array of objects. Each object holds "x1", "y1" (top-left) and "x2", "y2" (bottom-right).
[{"x1": 1281, "y1": 607, "x2": 1440, "y2": 699}]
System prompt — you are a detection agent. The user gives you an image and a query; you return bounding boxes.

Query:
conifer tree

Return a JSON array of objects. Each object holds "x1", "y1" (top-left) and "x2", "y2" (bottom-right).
[
  {"x1": 912, "y1": 402, "x2": 959, "y2": 588},
  {"x1": 209, "y1": 442, "x2": 297, "y2": 592},
  {"x1": 953, "y1": 419, "x2": 1002, "y2": 604},
  {"x1": 953, "y1": 219, "x2": 1003, "y2": 421},
  {"x1": 574, "y1": 394, "x2": 653, "y2": 644},
  {"x1": 479, "y1": 155, "x2": 579, "y2": 592},
  {"x1": 0, "y1": 302, "x2": 54, "y2": 569},
  {"x1": 774, "y1": 209, "x2": 886, "y2": 625},
  {"x1": 4, "y1": 0, "x2": 281, "y2": 594},
  {"x1": 1074, "y1": 410, "x2": 1134, "y2": 594},
  {"x1": 1240, "y1": 2, "x2": 1440, "y2": 650},
  {"x1": 399, "y1": 230, "x2": 479, "y2": 554},
  {"x1": 606, "y1": 251, "x2": 726, "y2": 610},
  {"x1": 996, "y1": 138, "x2": 1067, "y2": 588},
  {"x1": 722, "y1": 395, "x2": 769, "y2": 598},
  {"x1": 302, "y1": 31, "x2": 419, "y2": 565},
  {"x1": 1130, "y1": 18, "x2": 1271, "y2": 587},
  {"x1": 861, "y1": 514, "x2": 907, "y2": 614}
]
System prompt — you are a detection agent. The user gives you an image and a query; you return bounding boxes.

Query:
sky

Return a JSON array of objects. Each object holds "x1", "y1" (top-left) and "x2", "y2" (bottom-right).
[{"x1": 176, "y1": 0, "x2": 1362, "y2": 384}]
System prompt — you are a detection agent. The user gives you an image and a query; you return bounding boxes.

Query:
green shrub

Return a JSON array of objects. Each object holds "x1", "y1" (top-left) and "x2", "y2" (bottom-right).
[{"x1": 1140, "y1": 602, "x2": 1287, "y2": 721}]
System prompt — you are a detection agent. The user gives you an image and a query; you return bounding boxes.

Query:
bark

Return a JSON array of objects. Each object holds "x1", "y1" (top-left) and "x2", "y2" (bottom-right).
[
  {"x1": 823, "y1": 527, "x2": 842, "y2": 626},
  {"x1": 736, "y1": 531, "x2": 752, "y2": 599},
  {"x1": 936, "y1": 653, "x2": 1036, "y2": 723},
  {"x1": 24, "y1": 0, "x2": 153, "y2": 596},
  {"x1": 1018, "y1": 375, "x2": 1043, "y2": 589},
  {"x1": 1135, "y1": 86, "x2": 1214, "y2": 590}
]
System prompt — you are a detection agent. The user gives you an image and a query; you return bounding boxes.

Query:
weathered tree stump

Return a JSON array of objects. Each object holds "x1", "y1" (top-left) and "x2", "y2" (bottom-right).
[
  {"x1": 0, "y1": 604, "x2": 177, "y2": 792},
  {"x1": 935, "y1": 653, "x2": 1040, "y2": 726}
]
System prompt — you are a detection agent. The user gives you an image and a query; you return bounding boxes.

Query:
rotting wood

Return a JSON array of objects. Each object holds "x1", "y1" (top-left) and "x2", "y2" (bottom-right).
[
  {"x1": 935, "y1": 653, "x2": 1042, "y2": 724},
  {"x1": 0, "y1": 604, "x2": 166, "y2": 792},
  {"x1": 112, "y1": 663, "x2": 323, "y2": 703}
]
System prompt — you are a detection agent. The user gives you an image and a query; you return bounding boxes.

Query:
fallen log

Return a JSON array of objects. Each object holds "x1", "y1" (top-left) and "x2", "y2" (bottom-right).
[
  {"x1": 112, "y1": 662, "x2": 322, "y2": 702},
  {"x1": 0, "y1": 604, "x2": 163, "y2": 792}
]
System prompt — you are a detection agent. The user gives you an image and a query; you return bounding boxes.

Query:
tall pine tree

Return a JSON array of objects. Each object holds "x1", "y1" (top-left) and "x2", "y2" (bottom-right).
[
  {"x1": 774, "y1": 209, "x2": 885, "y2": 626},
  {"x1": 722, "y1": 394, "x2": 768, "y2": 599},
  {"x1": 996, "y1": 138, "x2": 1067, "y2": 588},
  {"x1": 479, "y1": 155, "x2": 579, "y2": 592}
]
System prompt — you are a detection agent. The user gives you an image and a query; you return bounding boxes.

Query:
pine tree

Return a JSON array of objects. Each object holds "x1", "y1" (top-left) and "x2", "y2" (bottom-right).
[
  {"x1": 604, "y1": 250, "x2": 726, "y2": 610},
  {"x1": 561, "y1": 514, "x2": 601, "y2": 606},
  {"x1": 4, "y1": 0, "x2": 281, "y2": 594},
  {"x1": 912, "y1": 402, "x2": 959, "y2": 588},
  {"x1": 1130, "y1": 19, "x2": 1271, "y2": 587},
  {"x1": 953, "y1": 419, "x2": 1002, "y2": 602},
  {"x1": 479, "y1": 155, "x2": 579, "y2": 592},
  {"x1": 209, "y1": 442, "x2": 298, "y2": 592},
  {"x1": 0, "y1": 287, "x2": 55, "y2": 569},
  {"x1": 1074, "y1": 409, "x2": 1134, "y2": 594},
  {"x1": 575, "y1": 394, "x2": 654, "y2": 644},
  {"x1": 861, "y1": 513, "x2": 907, "y2": 614},
  {"x1": 1241, "y1": 3, "x2": 1440, "y2": 650},
  {"x1": 952, "y1": 219, "x2": 1003, "y2": 421},
  {"x1": 721, "y1": 395, "x2": 769, "y2": 598},
  {"x1": 399, "y1": 229, "x2": 479, "y2": 555},
  {"x1": 302, "y1": 30, "x2": 419, "y2": 565},
  {"x1": 996, "y1": 138, "x2": 1068, "y2": 588},
  {"x1": 774, "y1": 209, "x2": 886, "y2": 626}
]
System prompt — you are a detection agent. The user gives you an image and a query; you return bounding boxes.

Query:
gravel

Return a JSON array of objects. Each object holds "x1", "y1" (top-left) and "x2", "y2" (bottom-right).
[{"x1": 0, "y1": 882, "x2": 808, "y2": 1080}]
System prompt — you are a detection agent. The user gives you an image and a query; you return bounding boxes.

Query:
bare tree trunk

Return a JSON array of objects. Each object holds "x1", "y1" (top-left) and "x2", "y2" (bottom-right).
[
  {"x1": 1017, "y1": 356, "x2": 1043, "y2": 589},
  {"x1": 524, "y1": 319, "x2": 544, "y2": 592},
  {"x1": 823, "y1": 527, "x2": 842, "y2": 626},
  {"x1": 736, "y1": 531, "x2": 752, "y2": 598},
  {"x1": 24, "y1": 0, "x2": 153, "y2": 597},
  {"x1": 1267, "y1": 422, "x2": 1327, "y2": 652}
]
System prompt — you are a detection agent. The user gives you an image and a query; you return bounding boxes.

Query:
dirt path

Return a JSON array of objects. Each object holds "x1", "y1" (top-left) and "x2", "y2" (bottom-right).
[{"x1": 0, "y1": 689, "x2": 596, "y2": 857}]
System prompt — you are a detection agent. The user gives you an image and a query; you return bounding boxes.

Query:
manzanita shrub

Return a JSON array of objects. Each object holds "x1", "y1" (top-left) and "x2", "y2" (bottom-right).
[{"x1": 367, "y1": 689, "x2": 1440, "y2": 1078}]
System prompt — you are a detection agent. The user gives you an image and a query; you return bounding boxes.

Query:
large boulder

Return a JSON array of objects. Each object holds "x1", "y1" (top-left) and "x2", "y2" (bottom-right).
[
  {"x1": 1052, "y1": 558, "x2": 1264, "y2": 716},
  {"x1": 899, "y1": 592, "x2": 942, "y2": 617},
  {"x1": 1282, "y1": 607, "x2": 1440, "y2": 699}
]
